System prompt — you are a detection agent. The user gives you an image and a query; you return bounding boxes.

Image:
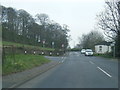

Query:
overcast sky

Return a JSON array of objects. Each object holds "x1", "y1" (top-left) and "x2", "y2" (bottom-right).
[{"x1": 0, "y1": 0, "x2": 105, "y2": 48}]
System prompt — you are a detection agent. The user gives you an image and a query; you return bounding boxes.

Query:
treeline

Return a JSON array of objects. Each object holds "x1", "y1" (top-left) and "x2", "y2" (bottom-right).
[
  {"x1": 78, "y1": 30, "x2": 105, "y2": 51},
  {"x1": 1, "y1": 5, "x2": 69, "y2": 49}
]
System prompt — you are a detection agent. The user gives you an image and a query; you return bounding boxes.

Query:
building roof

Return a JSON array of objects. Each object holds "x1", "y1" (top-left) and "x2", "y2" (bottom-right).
[{"x1": 95, "y1": 41, "x2": 112, "y2": 46}]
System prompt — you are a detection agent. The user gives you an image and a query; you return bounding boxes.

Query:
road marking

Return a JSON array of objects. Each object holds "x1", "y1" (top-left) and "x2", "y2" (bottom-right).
[
  {"x1": 62, "y1": 60, "x2": 64, "y2": 63},
  {"x1": 89, "y1": 61, "x2": 94, "y2": 64},
  {"x1": 97, "y1": 66, "x2": 112, "y2": 77}
]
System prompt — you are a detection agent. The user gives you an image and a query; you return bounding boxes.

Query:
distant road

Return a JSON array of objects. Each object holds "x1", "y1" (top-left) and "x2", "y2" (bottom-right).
[{"x1": 18, "y1": 52, "x2": 118, "y2": 88}]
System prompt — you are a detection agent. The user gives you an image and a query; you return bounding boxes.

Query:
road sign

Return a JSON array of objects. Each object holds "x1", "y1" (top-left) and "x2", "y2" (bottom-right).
[
  {"x1": 62, "y1": 44, "x2": 64, "y2": 48},
  {"x1": 52, "y1": 42, "x2": 54, "y2": 45},
  {"x1": 38, "y1": 39, "x2": 40, "y2": 42},
  {"x1": 43, "y1": 40, "x2": 45, "y2": 44}
]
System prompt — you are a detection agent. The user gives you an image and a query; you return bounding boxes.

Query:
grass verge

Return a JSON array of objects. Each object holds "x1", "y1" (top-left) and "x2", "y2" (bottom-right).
[
  {"x1": 94, "y1": 53, "x2": 114, "y2": 58},
  {"x1": 3, "y1": 41, "x2": 55, "y2": 51},
  {"x1": 2, "y1": 54, "x2": 51, "y2": 75}
]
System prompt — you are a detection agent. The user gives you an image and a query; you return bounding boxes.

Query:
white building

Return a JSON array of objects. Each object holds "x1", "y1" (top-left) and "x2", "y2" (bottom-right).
[{"x1": 95, "y1": 41, "x2": 112, "y2": 54}]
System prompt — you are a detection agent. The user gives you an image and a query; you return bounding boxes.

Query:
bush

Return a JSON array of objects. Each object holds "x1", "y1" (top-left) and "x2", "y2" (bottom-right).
[{"x1": 94, "y1": 52, "x2": 113, "y2": 58}]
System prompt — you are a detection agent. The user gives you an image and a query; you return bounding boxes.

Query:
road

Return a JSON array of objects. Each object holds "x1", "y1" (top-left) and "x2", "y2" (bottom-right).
[{"x1": 18, "y1": 52, "x2": 118, "y2": 88}]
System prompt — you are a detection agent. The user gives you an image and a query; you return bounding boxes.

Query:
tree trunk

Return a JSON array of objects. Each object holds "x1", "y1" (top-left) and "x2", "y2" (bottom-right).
[{"x1": 116, "y1": 30, "x2": 120, "y2": 58}]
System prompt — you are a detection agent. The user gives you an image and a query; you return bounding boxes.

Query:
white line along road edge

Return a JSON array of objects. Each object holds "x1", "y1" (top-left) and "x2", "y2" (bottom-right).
[
  {"x1": 89, "y1": 61, "x2": 94, "y2": 64},
  {"x1": 97, "y1": 66, "x2": 112, "y2": 78}
]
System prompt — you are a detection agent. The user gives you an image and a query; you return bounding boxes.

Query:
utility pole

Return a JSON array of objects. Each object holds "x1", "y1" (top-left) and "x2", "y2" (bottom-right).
[
  {"x1": 111, "y1": 42, "x2": 115, "y2": 58},
  {"x1": 113, "y1": 42, "x2": 115, "y2": 58}
]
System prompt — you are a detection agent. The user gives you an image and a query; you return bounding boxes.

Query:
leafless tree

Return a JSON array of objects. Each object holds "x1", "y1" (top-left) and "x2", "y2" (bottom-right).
[
  {"x1": 97, "y1": 0, "x2": 120, "y2": 41},
  {"x1": 35, "y1": 13, "x2": 50, "y2": 25},
  {"x1": 97, "y1": 0, "x2": 120, "y2": 57}
]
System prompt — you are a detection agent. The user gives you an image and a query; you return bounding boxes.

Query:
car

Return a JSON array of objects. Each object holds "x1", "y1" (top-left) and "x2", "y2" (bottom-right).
[
  {"x1": 85, "y1": 49, "x2": 93, "y2": 56},
  {"x1": 81, "y1": 49, "x2": 86, "y2": 54}
]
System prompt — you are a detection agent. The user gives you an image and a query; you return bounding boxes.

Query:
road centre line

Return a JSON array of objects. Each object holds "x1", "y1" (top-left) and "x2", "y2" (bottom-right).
[
  {"x1": 62, "y1": 60, "x2": 64, "y2": 63},
  {"x1": 97, "y1": 66, "x2": 112, "y2": 78},
  {"x1": 89, "y1": 61, "x2": 94, "y2": 64}
]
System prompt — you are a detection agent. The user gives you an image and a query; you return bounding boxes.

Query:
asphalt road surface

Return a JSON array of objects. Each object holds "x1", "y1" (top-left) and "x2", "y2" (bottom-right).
[{"x1": 18, "y1": 52, "x2": 118, "y2": 88}]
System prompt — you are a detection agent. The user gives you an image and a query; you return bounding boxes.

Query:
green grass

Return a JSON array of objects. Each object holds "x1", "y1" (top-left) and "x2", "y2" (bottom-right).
[
  {"x1": 3, "y1": 41, "x2": 55, "y2": 51},
  {"x1": 2, "y1": 54, "x2": 51, "y2": 75},
  {"x1": 94, "y1": 53, "x2": 113, "y2": 58},
  {"x1": 0, "y1": 65, "x2": 2, "y2": 75},
  {"x1": 0, "y1": 40, "x2": 2, "y2": 47}
]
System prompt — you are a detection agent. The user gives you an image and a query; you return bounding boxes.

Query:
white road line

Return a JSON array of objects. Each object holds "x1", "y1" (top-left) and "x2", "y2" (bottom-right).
[
  {"x1": 97, "y1": 66, "x2": 112, "y2": 77},
  {"x1": 89, "y1": 61, "x2": 94, "y2": 64},
  {"x1": 62, "y1": 60, "x2": 64, "y2": 63}
]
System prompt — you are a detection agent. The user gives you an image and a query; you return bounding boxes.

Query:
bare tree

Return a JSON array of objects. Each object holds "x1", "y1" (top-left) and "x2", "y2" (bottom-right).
[
  {"x1": 97, "y1": 0, "x2": 120, "y2": 40},
  {"x1": 35, "y1": 13, "x2": 50, "y2": 25},
  {"x1": 97, "y1": 0, "x2": 120, "y2": 57}
]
